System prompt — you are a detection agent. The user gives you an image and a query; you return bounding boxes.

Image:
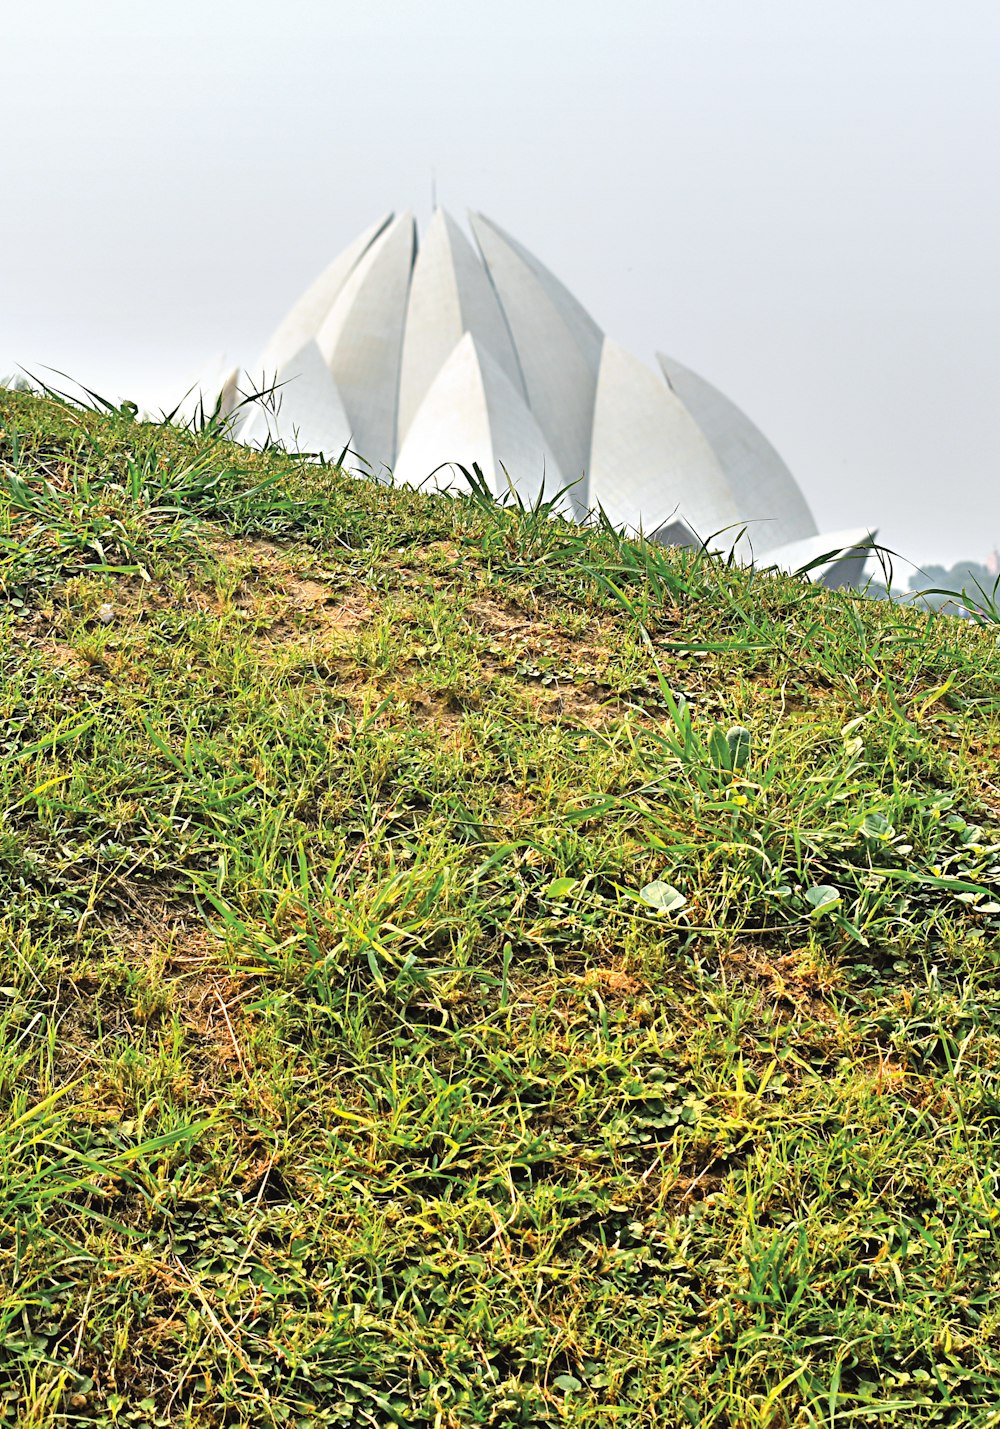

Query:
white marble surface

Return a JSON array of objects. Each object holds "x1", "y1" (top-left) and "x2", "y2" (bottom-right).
[
  {"x1": 230, "y1": 207, "x2": 872, "y2": 583},
  {"x1": 239, "y1": 340, "x2": 352, "y2": 458}
]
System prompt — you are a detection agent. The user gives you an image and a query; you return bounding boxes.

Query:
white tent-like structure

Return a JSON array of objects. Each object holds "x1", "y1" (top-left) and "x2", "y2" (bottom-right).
[{"x1": 194, "y1": 209, "x2": 874, "y2": 586}]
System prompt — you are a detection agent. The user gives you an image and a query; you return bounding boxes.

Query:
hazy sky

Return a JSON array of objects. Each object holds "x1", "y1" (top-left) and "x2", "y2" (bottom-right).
[{"x1": 3, "y1": 0, "x2": 998, "y2": 567}]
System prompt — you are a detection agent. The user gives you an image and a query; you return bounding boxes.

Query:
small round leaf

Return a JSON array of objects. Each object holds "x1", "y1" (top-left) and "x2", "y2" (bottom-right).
[
  {"x1": 552, "y1": 1374, "x2": 582, "y2": 1394},
  {"x1": 726, "y1": 725, "x2": 751, "y2": 770},
  {"x1": 542, "y1": 877, "x2": 578, "y2": 900},
  {"x1": 805, "y1": 884, "x2": 841, "y2": 915},
  {"x1": 639, "y1": 880, "x2": 687, "y2": 914}
]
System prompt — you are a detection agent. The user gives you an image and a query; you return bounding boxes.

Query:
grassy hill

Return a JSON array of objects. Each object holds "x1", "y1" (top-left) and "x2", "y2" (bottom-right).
[{"x1": 2, "y1": 386, "x2": 1000, "y2": 1428}]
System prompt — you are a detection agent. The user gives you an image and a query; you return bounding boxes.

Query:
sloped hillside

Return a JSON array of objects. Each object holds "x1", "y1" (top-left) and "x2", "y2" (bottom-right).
[{"x1": 2, "y1": 388, "x2": 1000, "y2": 1428}]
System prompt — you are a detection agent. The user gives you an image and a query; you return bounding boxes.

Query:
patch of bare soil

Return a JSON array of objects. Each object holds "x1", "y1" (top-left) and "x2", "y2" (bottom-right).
[
  {"x1": 580, "y1": 964, "x2": 645, "y2": 999},
  {"x1": 468, "y1": 594, "x2": 605, "y2": 660},
  {"x1": 721, "y1": 942, "x2": 840, "y2": 1025},
  {"x1": 262, "y1": 590, "x2": 373, "y2": 647},
  {"x1": 397, "y1": 689, "x2": 466, "y2": 737},
  {"x1": 199, "y1": 533, "x2": 375, "y2": 642},
  {"x1": 528, "y1": 684, "x2": 618, "y2": 726},
  {"x1": 53, "y1": 910, "x2": 258, "y2": 1096},
  {"x1": 462, "y1": 595, "x2": 637, "y2": 727},
  {"x1": 36, "y1": 640, "x2": 89, "y2": 673}
]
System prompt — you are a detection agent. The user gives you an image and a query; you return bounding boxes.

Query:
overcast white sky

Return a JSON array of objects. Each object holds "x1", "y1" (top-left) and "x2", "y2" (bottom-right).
[{"x1": 3, "y1": 0, "x2": 998, "y2": 566}]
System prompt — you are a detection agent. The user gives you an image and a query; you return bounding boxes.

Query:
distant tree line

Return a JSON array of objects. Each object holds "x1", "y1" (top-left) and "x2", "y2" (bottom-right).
[{"x1": 866, "y1": 557, "x2": 999, "y2": 618}]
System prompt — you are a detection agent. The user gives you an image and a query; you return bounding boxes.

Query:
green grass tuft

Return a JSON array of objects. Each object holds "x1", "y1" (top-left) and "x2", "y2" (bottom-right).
[{"x1": 2, "y1": 388, "x2": 1000, "y2": 1426}]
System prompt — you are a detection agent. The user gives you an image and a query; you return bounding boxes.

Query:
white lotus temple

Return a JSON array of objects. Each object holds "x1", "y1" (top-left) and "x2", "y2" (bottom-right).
[{"x1": 186, "y1": 210, "x2": 873, "y2": 586}]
